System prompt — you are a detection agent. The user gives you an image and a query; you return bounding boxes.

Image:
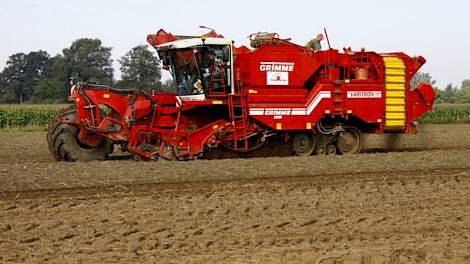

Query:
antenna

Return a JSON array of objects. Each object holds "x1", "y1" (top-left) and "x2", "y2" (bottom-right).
[
  {"x1": 199, "y1": 25, "x2": 216, "y2": 32},
  {"x1": 324, "y1": 27, "x2": 331, "y2": 49}
]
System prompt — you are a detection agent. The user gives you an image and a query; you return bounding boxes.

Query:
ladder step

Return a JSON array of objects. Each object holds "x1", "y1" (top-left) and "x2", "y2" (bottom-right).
[{"x1": 229, "y1": 93, "x2": 248, "y2": 147}]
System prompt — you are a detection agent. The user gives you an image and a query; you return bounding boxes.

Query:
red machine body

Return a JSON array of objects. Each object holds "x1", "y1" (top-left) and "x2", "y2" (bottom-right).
[{"x1": 55, "y1": 28, "x2": 436, "y2": 161}]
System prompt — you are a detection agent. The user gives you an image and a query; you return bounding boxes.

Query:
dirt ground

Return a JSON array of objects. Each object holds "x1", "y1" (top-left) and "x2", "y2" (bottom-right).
[{"x1": 1, "y1": 124, "x2": 470, "y2": 263}]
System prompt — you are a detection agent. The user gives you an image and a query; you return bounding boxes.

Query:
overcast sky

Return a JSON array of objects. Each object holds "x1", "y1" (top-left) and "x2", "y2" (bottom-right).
[{"x1": 1, "y1": 0, "x2": 468, "y2": 88}]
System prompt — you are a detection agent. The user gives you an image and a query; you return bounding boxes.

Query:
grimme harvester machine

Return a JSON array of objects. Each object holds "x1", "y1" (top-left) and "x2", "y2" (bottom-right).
[{"x1": 47, "y1": 28, "x2": 436, "y2": 161}]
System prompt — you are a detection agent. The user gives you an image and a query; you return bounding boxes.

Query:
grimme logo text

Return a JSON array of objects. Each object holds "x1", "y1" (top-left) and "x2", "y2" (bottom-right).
[{"x1": 259, "y1": 62, "x2": 294, "y2": 72}]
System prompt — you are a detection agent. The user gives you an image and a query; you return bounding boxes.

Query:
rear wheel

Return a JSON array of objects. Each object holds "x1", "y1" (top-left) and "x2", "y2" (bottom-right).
[
  {"x1": 337, "y1": 127, "x2": 362, "y2": 154},
  {"x1": 47, "y1": 105, "x2": 113, "y2": 161}
]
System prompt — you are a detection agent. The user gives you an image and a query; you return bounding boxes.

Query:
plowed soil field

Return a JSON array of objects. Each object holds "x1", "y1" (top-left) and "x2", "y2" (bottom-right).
[{"x1": 1, "y1": 124, "x2": 470, "y2": 264}]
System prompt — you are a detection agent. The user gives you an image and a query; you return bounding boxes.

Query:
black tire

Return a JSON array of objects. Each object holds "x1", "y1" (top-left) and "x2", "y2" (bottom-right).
[
  {"x1": 47, "y1": 105, "x2": 114, "y2": 161},
  {"x1": 326, "y1": 144, "x2": 337, "y2": 155},
  {"x1": 292, "y1": 131, "x2": 315, "y2": 156},
  {"x1": 337, "y1": 126, "x2": 363, "y2": 155},
  {"x1": 315, "y1": 145, "x2": 326, "y2": 155}
]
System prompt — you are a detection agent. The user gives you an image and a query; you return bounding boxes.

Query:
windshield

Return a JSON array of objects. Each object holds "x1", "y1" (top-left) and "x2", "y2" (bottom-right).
[{"x1": 160, "y1": 45, "x2": 231, "y2": 96}]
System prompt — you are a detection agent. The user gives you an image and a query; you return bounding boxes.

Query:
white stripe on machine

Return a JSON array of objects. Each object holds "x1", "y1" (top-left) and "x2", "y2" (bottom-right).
[{"x1": 249, "y1": 91, "x2": 331, "y2": 116}]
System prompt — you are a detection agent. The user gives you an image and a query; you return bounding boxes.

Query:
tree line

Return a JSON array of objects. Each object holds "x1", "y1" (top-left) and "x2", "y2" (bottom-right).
[{"x1": 0, "y1": 38, "x2": 174, "y2": 104}]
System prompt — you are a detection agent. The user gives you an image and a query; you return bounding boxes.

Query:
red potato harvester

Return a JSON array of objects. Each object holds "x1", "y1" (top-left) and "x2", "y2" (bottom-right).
[{"x1": 47, "y1": 28, "x2": 435, "y2": 161}]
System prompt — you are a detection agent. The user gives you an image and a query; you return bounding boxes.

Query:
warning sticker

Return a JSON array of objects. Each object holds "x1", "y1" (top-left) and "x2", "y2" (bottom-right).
[{"x1": 267, "y1": 72, "x2": 289, "y2": 85}]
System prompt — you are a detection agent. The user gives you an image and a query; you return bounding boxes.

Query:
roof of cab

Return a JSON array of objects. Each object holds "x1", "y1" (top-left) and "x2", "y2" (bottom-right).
[{"x1": 157, "y1": 37, "x2": 232, "y2": 50}]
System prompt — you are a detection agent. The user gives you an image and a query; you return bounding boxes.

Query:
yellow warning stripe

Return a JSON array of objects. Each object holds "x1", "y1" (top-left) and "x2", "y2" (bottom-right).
[{"x1": 383, "y1": 56, "x2": 406, "y2": 130}]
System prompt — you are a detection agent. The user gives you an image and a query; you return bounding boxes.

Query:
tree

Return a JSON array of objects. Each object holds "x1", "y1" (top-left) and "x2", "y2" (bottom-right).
[
  {"x1": 462, "y1": 79, "x2": 470, "y2": 89},
  {"x1": 25, "y1": 51, "x2": 53, "y2": 83},
  {"x1": 118, "y1": 45, "x2": 161, "y2": 90},
  {"x1": 456, "y1": 79, "x2": 470, "y2": 103},
  {"x1": 0, "y1": 51, "x2": 52, "y2": 103},
  {"x1": 436, "y1": 83, "x2": 457, "y2": 103},
  {"x1": 1, "y1": 53, "x2": 28, "y2": 103},
  {"x1": 49, "y1": 54, "x2": 68, "y2": 83},
  {"x1": 61, "y1": 38, "x2": 113, "y2": 84},
  {"x1": 410, "y1": 72, "x2": 436, "y2": 89},
  {"x1": 0, "y1": 71, "x2": 16, "y2": 103},
  {"x1": 33, "y1": 79, "x2": 69, "y2": 103}
]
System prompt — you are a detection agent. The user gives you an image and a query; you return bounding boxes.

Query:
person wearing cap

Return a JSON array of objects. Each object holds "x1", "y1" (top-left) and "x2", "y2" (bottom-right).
[
  {"x1": 306, "y1": 34, "x2": 324, "y2": 51},
  {"x1": 193, "y1": 79, "x2": 204, "y2": 94}
]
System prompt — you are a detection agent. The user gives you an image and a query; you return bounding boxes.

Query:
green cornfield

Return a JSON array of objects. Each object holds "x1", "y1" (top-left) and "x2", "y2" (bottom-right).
[
  {"x1": 0, "y1": 103, "x2": 469, "y2": 129},
  {"x1": 419, "y1": 104, "x2": 470, "y2": 124},
  {"x1": 0, "y1": 104, "x2": 69, "y2": 129}
]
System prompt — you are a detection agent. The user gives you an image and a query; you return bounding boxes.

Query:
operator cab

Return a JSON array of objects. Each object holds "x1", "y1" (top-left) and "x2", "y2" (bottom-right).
[{"x1": 156, "y1": 37, "x2": 234, "y2": 99}]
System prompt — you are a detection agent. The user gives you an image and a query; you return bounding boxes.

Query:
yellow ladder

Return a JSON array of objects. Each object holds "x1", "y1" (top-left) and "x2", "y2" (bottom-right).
[{"x1": 383, "y1": 56, "x2": 406, "y2": 130}]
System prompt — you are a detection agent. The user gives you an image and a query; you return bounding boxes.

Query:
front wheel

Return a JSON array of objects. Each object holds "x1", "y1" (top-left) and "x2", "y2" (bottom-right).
[{"x1": 47, "y1": 106, "x2": 114, "y2": 161}]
